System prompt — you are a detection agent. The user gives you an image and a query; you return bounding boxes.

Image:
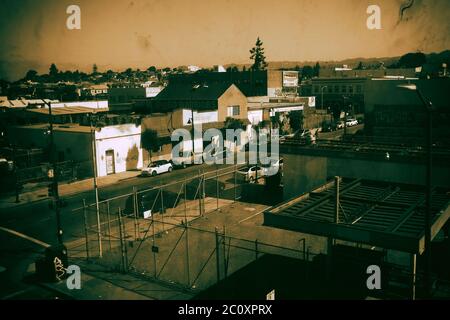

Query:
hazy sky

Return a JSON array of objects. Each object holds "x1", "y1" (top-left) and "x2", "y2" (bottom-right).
[{"x1": 0, "y1": 0, "x2": 449, "y2": 80}]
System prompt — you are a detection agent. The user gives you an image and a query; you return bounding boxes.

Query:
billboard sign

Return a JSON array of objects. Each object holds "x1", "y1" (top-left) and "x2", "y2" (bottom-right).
[{"x1": 282, "y1": 71, "x2": 299, "y2": 88}]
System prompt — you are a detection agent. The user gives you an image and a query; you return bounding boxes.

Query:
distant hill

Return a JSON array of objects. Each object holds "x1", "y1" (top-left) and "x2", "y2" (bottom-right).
[{"x1": 224, "y1": 50, "x2": 450, "y2": 71}]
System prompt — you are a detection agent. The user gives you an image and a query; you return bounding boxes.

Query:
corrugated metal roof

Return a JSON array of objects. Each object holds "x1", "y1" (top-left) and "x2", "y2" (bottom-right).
[{"x1": 265, "y1": 178, "x2": 450, "y2": 253}]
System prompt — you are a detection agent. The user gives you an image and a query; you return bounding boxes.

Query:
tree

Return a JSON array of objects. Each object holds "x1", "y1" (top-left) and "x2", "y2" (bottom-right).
[
  {"x1": 147, "y1": 66, "x2": 157, "y2": 73},
  {"x1": 24, "y1": 70, "x2": 38, "y2": 81},
  {"x1": 301, "y1": 65, "x2": 314, "y2": 79},
  {"x1": 288, "y1": 111, "x2": 304, "y2": 132},
  {"x1": 49, "y1": 63, "x2": 59, "y2": 79},
  {"x1": 355, "y1": 61, "x2": 364, "y2": 70},
  {"x1": 313, "y1": 62, "x2": 321, "y2": 77},
  {"x1": 141, "y1": 129, "x2": 161, "y2": 163},
  {"x1": 397, "y1": 52, "x2": 427, "y2": 68},
  {"x1": 124, "y1": 68, "x2": 133, "y2": 78},
  {"x1": 249, "y1": 37, "x2": 268, "y2": 71},
  {"x1": 224, "y1": 117, "x2": 246, "y2": 130},
  {"x1": 92, "y1": 64, "x2": 98, "y2": 75}
]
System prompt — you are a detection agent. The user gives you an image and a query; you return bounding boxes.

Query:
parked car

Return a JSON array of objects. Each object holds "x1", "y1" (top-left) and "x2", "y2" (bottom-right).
[
  {"x1": 141, "y1": 160, "x2": 173, "y2": 176},
  {"x1": 172, "y1": 151, "x2": 203, "y2": 168},
  {"x1": 262, "y1": 157, "x2": 284, "y2": 176},
  {"x1": 237, "y1": 165, "x2": 265, "y2": 183},
  {"x1": 336, "y1": 121, "x2": 345, "y2": 129},
  {"x1": 346, "y1": 118, "x2": 358, "y2": 127}
]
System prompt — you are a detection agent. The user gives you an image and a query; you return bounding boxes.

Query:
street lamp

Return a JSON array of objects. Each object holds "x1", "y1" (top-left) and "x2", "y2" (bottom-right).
[
  {"x1": 320, "y1": 86, "x2": 328, "y2": 110},
  {"x1": 190, "y1": 84, "x2": 201, "y2": 155},
  {"x1": 89, "y1": 112, "x2": 102, "y2": 258},
  {"x1": 43, "y1": 100, "x2": 64, "y2": 246},
  {"x1": 398, "y1": 83, "x2": 434, "y2": 297}
]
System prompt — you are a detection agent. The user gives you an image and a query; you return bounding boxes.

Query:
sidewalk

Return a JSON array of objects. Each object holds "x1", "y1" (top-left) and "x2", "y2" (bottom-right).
[
  {"x1": 35, "y1": 259, "x2": 194, "y2": 300},
  {"x1": 0, "y1": 171, "x2": 140, "y2": 210}
]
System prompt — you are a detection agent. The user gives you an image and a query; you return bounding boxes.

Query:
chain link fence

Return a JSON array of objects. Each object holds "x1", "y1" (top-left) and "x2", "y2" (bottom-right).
[{"x1": 68, "y1": 165, "x2": 306, "y2": 292}]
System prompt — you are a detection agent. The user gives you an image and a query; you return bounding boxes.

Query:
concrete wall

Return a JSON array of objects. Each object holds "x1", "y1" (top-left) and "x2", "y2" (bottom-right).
[
  {"x1": 182, "y1": 109, "x2": 218, "y2": 126},
  {"x1": 51, "y1": 101, "x2": 108, "y2": 110},
  {"x1": 283, "y1": 151, "x2": 450, "y2": 200},
  {"x1": 268, "y1": 70, "x2": 283, "y2": 97},
  {"x1": 283, "y1": 153, "x2": 328, "y2": 200}
]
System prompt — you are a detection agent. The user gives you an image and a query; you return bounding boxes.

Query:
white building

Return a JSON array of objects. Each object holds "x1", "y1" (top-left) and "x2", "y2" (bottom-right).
[
  {"x1": 9, "y1": 123, "x2": 143, "y2": 178},
  {"x1": 187, "y1": 65, "x2": 201, "y2": 73},
  {"x1": 94, "y1": 124, "x2": 143, "y2": 176},
  {"x1": 51, "y1": 100, "x2": 109, "y2": 110}
]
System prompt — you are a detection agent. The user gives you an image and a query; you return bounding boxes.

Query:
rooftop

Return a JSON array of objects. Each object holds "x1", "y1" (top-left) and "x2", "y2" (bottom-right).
[
  {"x1": 154, "y1": 82, "x2": 235, "y2": 101},
  {"x1": 248, "y1": 102, "x2": 305, "y2": 110},
  {"x1": 13, "y1": 123, "x2": 92, "y2": 133},
  {"x1": 26, "y1": 106, "x2": 109, "y2": 116},
  {"x1": 264, "y1": 178, "x2": 450, "y2": 253}
]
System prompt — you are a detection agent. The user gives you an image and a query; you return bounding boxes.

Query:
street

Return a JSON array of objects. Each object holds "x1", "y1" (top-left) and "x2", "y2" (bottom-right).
[{"x1": 0, "y1": 161, "x2": 242, "y2": 299}]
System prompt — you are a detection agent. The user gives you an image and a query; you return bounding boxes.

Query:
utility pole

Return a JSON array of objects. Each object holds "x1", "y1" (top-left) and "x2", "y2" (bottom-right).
[
  {"x1": 13, "y1": 144, "x2": 20, "y2": 203},
  {"x1": 90, "y1": 113, "x2": 102, "y2": 258},
  {"x1": 46, "y1": 101, "x2": 63, "y2": 245},
  {"x1": 321, "y1": 86, "x2": 327, "y2": 110},
  {"x1": 398, "y1": 84, "x2": 433, "y2": 297}
]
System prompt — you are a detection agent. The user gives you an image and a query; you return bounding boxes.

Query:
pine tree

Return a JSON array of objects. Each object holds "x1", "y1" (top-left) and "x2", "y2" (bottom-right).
[
  {"x1": 313, "y1": 62, "x2": 320, "y2": 77},
  {"x1": 249, "y1": 37, "x2": 268, "y2": 71}
]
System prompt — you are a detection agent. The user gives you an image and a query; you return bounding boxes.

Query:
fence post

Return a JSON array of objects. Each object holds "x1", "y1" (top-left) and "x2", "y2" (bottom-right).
[
  {"x1": 198, "y1": 172, "x2": 202, "y2": 217},
  {"x1": 117, "y1": 207, "x2": 128, "y2": 273},
  {"x1": 215, "y1": 227, "x2": 220, "y2": 283},
  {"x1": 202, "y1": 171, "x2": 206, "y2": 216},
  {"x1": 82, "y1": 199, "x2": 90, "y2": 260},
  {"x1": 216, "y1": 169, "x2": 219, "y2": 210},
  {"x1": 133, "y1": 187, "x2": 139, "y2": 240},
  {"x1": 151, "y1": 206, "x2": 157, "y2": 278},
  {"x1": 160, "y1": 186, "x2": 165, "y2": 233},
  {"x1": 234, "y1": 164, "x2": 237, "y2": 202},
  {"x1": 185, "y1": 217, "x2": 191, "y2": 287},
  {"x1": 184, "y1": 177, "x2": 187, "y2": 218},
  {"x1": 255, "y1": 239, "x2": 259, "y2": 260},
  {"x1": 222, "y1": 226, "x2": 227, "y2": 278},
  {"x1": 106, "y1": 200, "x2": 112, "y2": 251}
]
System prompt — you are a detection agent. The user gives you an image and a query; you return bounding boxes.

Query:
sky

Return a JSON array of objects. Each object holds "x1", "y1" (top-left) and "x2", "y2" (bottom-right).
[{"x1": 0, "y1": 0, "x2": 449, "y2": 81}]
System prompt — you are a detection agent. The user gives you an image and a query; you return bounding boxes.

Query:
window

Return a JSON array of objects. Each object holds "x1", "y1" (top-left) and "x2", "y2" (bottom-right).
[
  {"x1": 349, "y1": 86, "x2": 354, "y2": 93},
  {"x1": 227, "y1": 105, "x2": 240, "y2": 117},
  {"x1": 334, "y1": 85, "x2": 339, "y2": 93},
  {"x1": 314, "y1": 86, "x2": 319, "y2": 93},
  {"x1": 342, "y1": 85, "x2": 347, "y2": 93},
  {"x1": 328, "y1": 86, "x2": 333, "y2": 93}
]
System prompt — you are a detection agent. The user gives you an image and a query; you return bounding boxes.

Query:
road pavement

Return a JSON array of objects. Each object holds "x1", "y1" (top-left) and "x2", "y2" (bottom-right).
[{"x1": 0, "y1": 161, "x2": 242, "y2": 299}]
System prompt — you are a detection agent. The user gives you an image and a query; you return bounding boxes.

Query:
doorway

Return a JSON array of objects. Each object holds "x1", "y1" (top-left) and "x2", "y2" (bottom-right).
[{"x1": 105, "y1": 149, "x2": 115, "y2": 175}]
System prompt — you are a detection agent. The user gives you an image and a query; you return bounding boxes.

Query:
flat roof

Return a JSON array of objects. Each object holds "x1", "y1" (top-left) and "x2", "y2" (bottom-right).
[
  {"x1": 248, "y1": 102, "x2": 305, "y2": 110},
  {"x1": 26, "y1": 106, "x2": 108, "y2": 116},
  {"x1": 264, "y1": 178, "x2": 450, "y2": 254},
  {"x1": 13, "y1": 123, "x2": 91, "y2": 133}
]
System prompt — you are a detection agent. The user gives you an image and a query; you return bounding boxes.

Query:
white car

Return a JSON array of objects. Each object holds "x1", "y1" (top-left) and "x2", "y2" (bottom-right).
[
  {"x1": 346, "y1": 119, "x2": 358, "y2": 127},
  {"x1": 237, "y1": 165, "x2": 265, "y2": 183},
  {"x1": 142, "y1": 160, "x2": 173, "y2": 176},
  {"x1": 262, "y1": 158, "x2": 284, "y2": 176},
  {"x1": 336, "y1": 121, "x2": 345, "y2": 129}
]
